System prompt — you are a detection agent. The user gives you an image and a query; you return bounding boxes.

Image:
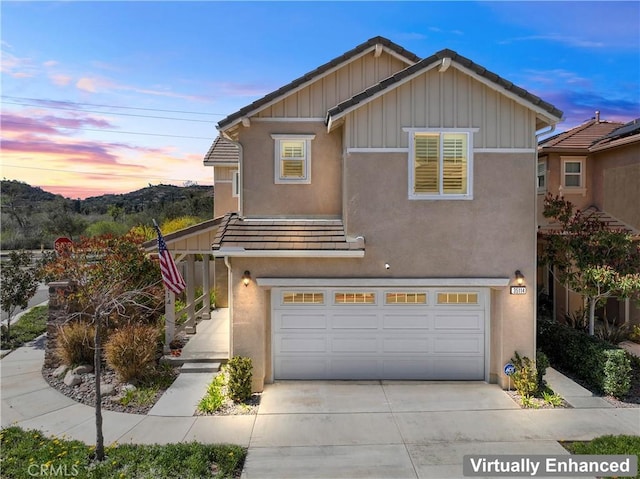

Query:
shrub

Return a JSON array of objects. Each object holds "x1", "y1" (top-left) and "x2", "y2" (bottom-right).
[
  {"x1": 536, "y1": 349, "x2": 550, "y2": 392},
  {"x1": 105, "y1": 324, "x2": 159, "y2": 382},
  {"x1": 226, "y1": 356, "x2": 253, "y2": 403},
  {"x1": 198, "y1": 373, "x2": 226, "y2": 413},
  {"x1": 511, "y1": 352, "x2": 538, "y2": 398},
  {"x1": 603, "y1": 349, "x2": 631, "y2": 398},
  {"x1": 538, "y1": 317, "x2": 634, "y2": 396},
  {"x1": 55, "y1": 321, "x2": 95, "y2": 365}
]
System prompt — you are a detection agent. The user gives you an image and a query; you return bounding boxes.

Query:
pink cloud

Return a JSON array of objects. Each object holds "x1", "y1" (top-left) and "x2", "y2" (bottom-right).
[
  {"x1": 1, "y1": 112, "x2": 115, "y2": 135},
  {"x1": 50, "y1": 74, "x2": 73, "y2": 86}
]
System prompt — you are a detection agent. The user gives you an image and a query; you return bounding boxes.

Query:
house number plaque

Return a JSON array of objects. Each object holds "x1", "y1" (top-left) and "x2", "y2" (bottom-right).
[{"x1": 510, "y1": 286, "x2": 527, "y2": 295}]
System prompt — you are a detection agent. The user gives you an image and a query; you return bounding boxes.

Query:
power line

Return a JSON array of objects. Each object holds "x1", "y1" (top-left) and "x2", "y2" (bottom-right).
[
  {"x1": 3, "y1": 120, "x2": 213, "y2": 140},
  {"x1": 2, "y1": 163, "x2": 213, "y2": 183},
  {"x1": 1, "y1": 95, "x2": 227, "y2": 117},
  {"x1": 2, "y1": 100, "x2": 216, "y2": 123}
]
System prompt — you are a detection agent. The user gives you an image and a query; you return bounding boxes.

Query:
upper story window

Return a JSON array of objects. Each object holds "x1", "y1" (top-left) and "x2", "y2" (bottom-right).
[
  {"x1": 406, "y1": 129, "x2": 474, "y2": 200},
  {"x1": 271, "y1": 134, "x2": 315, "y2": 184},
  {"x1": 561, "y1": 157, "x2": 586, "y2": 194},
  {"x1": 537, "y1": 160, "x2": 547, "y2": 193}
]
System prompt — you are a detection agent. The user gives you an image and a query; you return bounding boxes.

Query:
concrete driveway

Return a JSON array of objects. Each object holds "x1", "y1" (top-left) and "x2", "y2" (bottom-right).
[{"x1": 242, "y1": 381, "x2": 638, "y2": 479}]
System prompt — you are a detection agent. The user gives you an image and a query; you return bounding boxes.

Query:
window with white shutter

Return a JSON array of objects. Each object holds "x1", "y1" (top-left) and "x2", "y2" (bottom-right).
[
  {"x1": 408, "y1": 130, "x2": 473, "y2": 199},
  {"x1": 271, "y1": 134, "x2": 315, "y2": 184}
]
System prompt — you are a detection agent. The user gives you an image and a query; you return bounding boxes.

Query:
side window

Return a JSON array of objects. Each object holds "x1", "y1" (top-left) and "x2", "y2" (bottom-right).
[
  {"x1": 232, "y1": 170, "x2": 239, "y2": 197},
  {"x1": 537, "y1": 160, "x2": 547, "y2": 192},
  {"x1": 271, "y1": 134, "x2": 315, "y2": 184}
]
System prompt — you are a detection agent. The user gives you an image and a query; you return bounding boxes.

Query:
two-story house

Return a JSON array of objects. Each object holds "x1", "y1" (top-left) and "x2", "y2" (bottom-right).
[
  {"x1": 207, "y1": 36, "x2": 563, "y2": 391},
  {"x1": 537, "y1": 114, "x2": 640, "y2": 326}
]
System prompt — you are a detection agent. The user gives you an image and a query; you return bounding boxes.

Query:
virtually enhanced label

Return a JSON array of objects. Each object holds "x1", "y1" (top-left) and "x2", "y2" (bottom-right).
[{"x1": 463, "y1": 455, "x2": 637, "y2": 477}]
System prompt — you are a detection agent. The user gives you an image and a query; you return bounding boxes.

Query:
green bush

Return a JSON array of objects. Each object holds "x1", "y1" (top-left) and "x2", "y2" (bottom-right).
[
  {"x1": 536, "y1": 349, "x2": 550, "y2": 392},
  {"x1": 105, "y1": 324, "x2": 159, "y2": 382},
  {"x1": 511, "y1": 352, "x2": 538, "y2": 398},
  {"x1": 55, "y1": 321, "x2": 95, "y2": 366},
  {"x1": 198, "y1": 373, "x2": 226, "y2": 413},
  {"x1": 538, "y1": 317, "x2": 634, "y2": 397},
  {"x1": 603, "y1": 349, "x2": 631, "y2": 398},
  {"x1": 226, "y1": 356, "x2": 253, "y2": 403}
]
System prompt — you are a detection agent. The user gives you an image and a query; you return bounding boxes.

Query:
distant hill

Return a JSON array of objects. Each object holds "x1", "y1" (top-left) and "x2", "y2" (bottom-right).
[{"x1": 0, "y1": 180, "x2": 214, "y2": 250}]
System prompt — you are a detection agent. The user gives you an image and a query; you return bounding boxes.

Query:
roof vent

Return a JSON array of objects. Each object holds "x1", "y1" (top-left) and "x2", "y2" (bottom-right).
[{"x1": 595, "y1": 111, "x2": 600, "y2": 123}]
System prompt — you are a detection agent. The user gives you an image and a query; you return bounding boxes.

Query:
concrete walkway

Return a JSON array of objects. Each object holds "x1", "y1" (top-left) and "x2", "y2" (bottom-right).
[{"x1": 1, "y1": 334, "x2": 638, "y2": 478}]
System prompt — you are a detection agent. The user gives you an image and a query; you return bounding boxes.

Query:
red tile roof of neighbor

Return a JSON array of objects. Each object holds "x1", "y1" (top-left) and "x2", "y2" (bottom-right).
[
  {"x1": 212, "y1": 213, "x2": 365, "y2": 253},
  {"x1": 538, "y1": 113, "x2": 624, "y2": 152},
  {"x1": 538, "y1": 206, "x2": 639, "y2": 237}
]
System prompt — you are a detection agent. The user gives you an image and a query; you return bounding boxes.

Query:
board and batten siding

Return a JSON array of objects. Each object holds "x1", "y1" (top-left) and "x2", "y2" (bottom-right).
[
  {"x1": 256, "y1": 52, "x2": 410, "y2": 119},
  {"x1": 346, "y1": 67, "x2": 537, "y2": 150}
]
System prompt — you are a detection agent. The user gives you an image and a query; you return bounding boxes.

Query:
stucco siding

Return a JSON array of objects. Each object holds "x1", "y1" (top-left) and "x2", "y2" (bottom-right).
[
  {"x1": 238, "y1": 121, "x2": 342, "y2": 217},
  {"x1": 213, "y1": 182, "x2": 238, "y2": 218},
  {"x1": 256, "y1": 52, "x2": 409, "y2": 119},
  {"x1": 346, "y1": 67, "x2": 536, "y2": 149}
]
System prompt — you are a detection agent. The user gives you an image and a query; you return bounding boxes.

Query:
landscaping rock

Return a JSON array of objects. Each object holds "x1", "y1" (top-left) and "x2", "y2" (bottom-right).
[
  {"x1": 101, "y1": 383, "x2": 115, "y2": 396},
  {"x1": 72, "y1": 364, "x2": 93, "y2": 375},
  {"x1": 63, "y1": 371, "x2": 82, "y2": 387},
  {"x1": 52, "y1": 365, "x2": 69, "y2": 378},
  {"x1": 123, "y1": 383, "x2": 137, "y2": 392}
]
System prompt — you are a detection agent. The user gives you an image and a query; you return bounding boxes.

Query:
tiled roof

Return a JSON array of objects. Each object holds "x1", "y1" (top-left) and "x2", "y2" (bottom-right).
[
  {"x1": 538, "y1": 206, "x2": 639, "y2": 237},
  {"x1": 538, "y1": 117, "x2": 624, "y2": 151},
  {"x1": 326, "y1": 48, "x2": 563, "y2": 125},
  {"x1": 590, "y1": 118, "x2": 640, "y2": 150},
  {"x1": 203, "y1": 136, "x2": 239, "y2": 165},
  {"x1": 217, "y1": 36, "x2": 420, "y2": 130},
  {"x1": 212, "y1": 213, "x2": 365, "y2": 254}
]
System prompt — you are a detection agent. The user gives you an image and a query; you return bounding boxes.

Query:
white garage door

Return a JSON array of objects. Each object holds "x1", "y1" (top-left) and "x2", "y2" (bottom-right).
[{"x1": 272, "y1": 287, "x2": 488, "y2": 380}]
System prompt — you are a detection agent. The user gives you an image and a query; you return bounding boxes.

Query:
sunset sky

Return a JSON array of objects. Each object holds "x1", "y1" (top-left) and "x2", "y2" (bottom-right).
[{"x1": 2, "y1": 1, "x2": 639, "y2": 199}]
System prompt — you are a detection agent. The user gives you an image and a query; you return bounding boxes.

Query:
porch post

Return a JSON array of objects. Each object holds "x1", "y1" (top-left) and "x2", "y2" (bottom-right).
[
  {"x1": 203, "y1": 255, "x2": 211, "y2": 317},
  {"x1": 164, "y1": 289, "x2": 175, "y2": 353},
  {"x1": 186, "y1": 254, "x2": 196, "y2": 327}
]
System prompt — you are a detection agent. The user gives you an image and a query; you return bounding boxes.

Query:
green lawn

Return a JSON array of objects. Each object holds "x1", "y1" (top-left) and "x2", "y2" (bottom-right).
[
  {"x1": 563, "y1": 435, "x2": 640, "y2": 479},
  {"x1": 0, "y1": 305, "x2": 48, "y2": 350},
  {"x1": 0, "y1": 426, "x2": 246, "y2": 479}
]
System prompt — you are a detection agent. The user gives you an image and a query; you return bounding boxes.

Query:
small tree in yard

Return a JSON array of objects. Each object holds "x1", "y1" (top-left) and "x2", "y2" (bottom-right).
[
  {"x1": 42, "y1": 233, "x2": 163, "y2": 461},
  {"x1": 540, "y1": 194, "x2": 640, "y2": 336},
  {"x1": 0, "y1": 250, "x2": 40, "y2": 344}
]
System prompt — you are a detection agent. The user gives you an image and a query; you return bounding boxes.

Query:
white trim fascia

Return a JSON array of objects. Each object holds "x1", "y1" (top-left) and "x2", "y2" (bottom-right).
[
  {"x1": 449, "y1": 62, "x2": 562, "y2": 126},
  {"x1": 221, "y1": 45, "x2": 412, "y2": 132},
  {"x1": 241, "y1": 217, "x2": 342, "y2": 222},
  {"x1": 589, "y1": 135, "x2": 639, "y2": 152},
  {"x1": 204, "y1": 161, "x2": 239, "y2": 167},
  {"x1": 216, "y1": 179, "x2": 233, "y2": 184},
  {"x1": 403, "y1": 127, "x2": 480, "y2": 133},
  {"x1": 253, "y1": 117, "x2": 326, "y2": 123},
  {"x1": 257, "y1": 277, "x2": 510, "y2": 287},
  {"x1": 474, "y1": 148, "x2": 536, "y2": 154},
  {"x1": 347, "y1": 147, "x2": 409, "y2": 153},
  {"x1": 213, "y1": 249, "x2": 364, "y2": 258}
]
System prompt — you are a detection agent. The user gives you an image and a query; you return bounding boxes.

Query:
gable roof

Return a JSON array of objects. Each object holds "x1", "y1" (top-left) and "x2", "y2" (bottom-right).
[
  {"x1": 538, "y1": 115, "x2": 624, "y2": 153},
  {"x1": 326, "y1": 48, "x2": 563, "y2": 130},
  {"x1": 216, "y1": 36, "x2": 420, "y2": 131},
  {"x1": 203, "y1": 136, "x2": 239, "y2": 166},
  {"x1": 538, "y1": 206, "x2": 639, "y2": 238}
]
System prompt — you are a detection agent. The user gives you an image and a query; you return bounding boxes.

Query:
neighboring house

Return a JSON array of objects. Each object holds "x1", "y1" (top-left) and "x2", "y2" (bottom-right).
[
  {"x1": 203, "y1": 136, "x2": 240, "y2": 218},
  {"x1": 207, "y1": 36, "x2": 563, "y2": 391},
  {"x1": 537, "y1": 114, "x2": 640, "y2": 326}
]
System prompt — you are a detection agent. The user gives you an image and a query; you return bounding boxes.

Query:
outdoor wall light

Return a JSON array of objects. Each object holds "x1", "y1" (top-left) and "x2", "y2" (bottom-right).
[
  {"x1": 242, "y1": 270, "x2": 251, "y2": 287},
  {"x1": 514, "y1": 270, "x2": 525, "y2": 286}
]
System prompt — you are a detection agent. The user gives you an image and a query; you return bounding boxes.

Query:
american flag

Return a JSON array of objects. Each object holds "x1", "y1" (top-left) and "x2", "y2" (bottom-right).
[{"x1": 153, "y1": 222, "x2": 186, "y2": 295}]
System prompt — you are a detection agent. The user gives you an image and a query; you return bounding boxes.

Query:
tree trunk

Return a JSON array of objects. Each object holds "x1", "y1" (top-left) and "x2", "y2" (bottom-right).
[
  {"x1": 94, "y1": 319, "x2": 105, "y2": 461},
  {"x1": 588, "y1": 298, "x2": 596, "y2": 336}
]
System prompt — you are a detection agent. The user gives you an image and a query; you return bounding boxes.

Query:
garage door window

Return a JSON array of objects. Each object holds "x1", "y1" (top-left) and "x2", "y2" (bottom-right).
[
  {"x1": 385, "y1": 292, "x2": 427, "y2": 304},
  {"x1": 283, "y1": 292, "x2": 324, "y2": 304},
  {"x1": 334, "y1": 292, "x2": 376, "y2": 304},
  {"x1": 437, "y1": 292, "x2": 479, "y2": 304}
]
